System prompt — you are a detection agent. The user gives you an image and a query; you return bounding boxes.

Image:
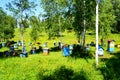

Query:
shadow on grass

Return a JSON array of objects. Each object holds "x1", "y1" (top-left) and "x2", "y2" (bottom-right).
[
  {"x1": 0, "y1": 49, "x2": 22, "y2": 59},
  {"x1": 99, "y1": 51, "x2": 120, "y2": 80},
  {"x1": 36, "y1": 46, "x2": 43, "y2": 54},
  {"x1": 86, "y1": 32, "x2": 95, "y2": 35},
  {"x1": 37, "y1": 66, "x2": 88, "y2": 80},
  {"x1": 70, "y1": 44, "x2": 94, "y2": 59},
  {"x1": 0, "y1": 51, "x2": 5, "y2": 58},
  {"x1": 48, "y1": 34, "x2": 65, "y2": 40},
  {"x1": 50, "y1": 46, "x2": 61, "y2": 52}
]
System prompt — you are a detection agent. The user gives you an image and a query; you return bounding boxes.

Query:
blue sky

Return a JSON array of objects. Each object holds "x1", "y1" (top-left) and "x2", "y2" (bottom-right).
[{"x1": 0, "y1": 0, "x2": 44, "y2": 16}]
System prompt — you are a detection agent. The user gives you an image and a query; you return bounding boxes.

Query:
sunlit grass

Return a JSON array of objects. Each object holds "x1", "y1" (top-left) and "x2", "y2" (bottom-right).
[
  {"x1": 0, "y1": 28, "x2": 120, "y2": 80},
  {"x1": 0, "y1": 52, "x2": 103, "y2": 80}
]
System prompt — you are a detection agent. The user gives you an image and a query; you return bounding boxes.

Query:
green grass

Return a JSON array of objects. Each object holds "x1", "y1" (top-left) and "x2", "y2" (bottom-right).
[
  {"x1": 0, "y1": 52, "x2": 104, "y2": 80},
  {"x1": 0, "y1": 28, "x2": 120, "y2": 80}
]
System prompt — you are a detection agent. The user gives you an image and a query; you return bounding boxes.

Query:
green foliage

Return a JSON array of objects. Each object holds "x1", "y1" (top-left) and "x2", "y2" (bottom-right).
[
  {"x1": 72, "y1": 0, "x2": 95, "y2": 47},
  {"x1": 6, "y1": 0, "x2": 37, "y2": 35},
  {"x1": 99, "y1": 0, "x2": 116, "y2": 39},
  {"x1": 6, "y1": 0, "x2": 36, "y2": 52},
  {"x1": 6, "y1": 0, "x2": 37, "y2": 19},
  {"x1": 41, "y1": 0, "x2": 68, "y2": 39},
  {"x1": 99, "y1": 51, "x2": 120, "y2": 80},
  {"x1": 0, "y1": 8, "x2": 16, "y2": 41},
  {"x1": 29, "y1": 16, "x2": 41, "y2": 42},
  {"x1": 111, "y1": 0, "x2": 120, "y2": 32}
]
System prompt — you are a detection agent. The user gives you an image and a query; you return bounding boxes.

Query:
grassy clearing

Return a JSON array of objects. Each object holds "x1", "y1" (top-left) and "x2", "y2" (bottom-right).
[
  {"x1": 0, "y1": 28, "x2": 120, "y2": 80},
  {"x1": 0, "y1": 52, "x2": 104, "y2": 80}
]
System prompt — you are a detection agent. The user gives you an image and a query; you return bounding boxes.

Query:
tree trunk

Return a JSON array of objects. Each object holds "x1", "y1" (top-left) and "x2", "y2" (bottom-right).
[
  {"x1": 21, "y1": 34, "x2": 24, "y2": 53},
  {"x1": 95, "y1": 0, "x2": 99, "y2": 68},
  {"x1": 83, "y1": 0, "x2": 86, "y2": 50},
  {"x1": 59, "y1": 16, "x2": 62, "y2": 48}
]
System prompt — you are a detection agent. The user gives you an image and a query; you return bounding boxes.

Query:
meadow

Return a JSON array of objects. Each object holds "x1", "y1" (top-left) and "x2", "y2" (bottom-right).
[{"x1": 0, "y1": 28, "x2": 120, "y2": 80}]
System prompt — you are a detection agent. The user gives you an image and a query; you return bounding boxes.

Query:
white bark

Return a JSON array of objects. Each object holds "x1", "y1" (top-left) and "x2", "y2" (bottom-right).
[
  {"x1": 95, "y1": 0, "x2": 99, "y2": 68},
  {"x1": 59, "y1": 16, "x2": 62, "y2": 48},
  {"x1": 21, "y1": 23, "x2": 24, "y2": 53}
]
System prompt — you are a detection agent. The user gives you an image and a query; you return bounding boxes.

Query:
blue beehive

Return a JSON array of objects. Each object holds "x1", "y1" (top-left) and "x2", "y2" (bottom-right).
[
  {"x1": 2, "y1": 42, "x2": 5, "y2": 47},
  {"x1": 63, "y1": 46, "x2": 70, "y2": 56},
  {"x1": 107, "y1": 40, "x2": 114, "y2": 52},
  {"x1": 98, "y1": 46, "x2": 104, "y2": 56},
  {"x1": 69, "y1": 44, "x2": 73, "y2": 54}
]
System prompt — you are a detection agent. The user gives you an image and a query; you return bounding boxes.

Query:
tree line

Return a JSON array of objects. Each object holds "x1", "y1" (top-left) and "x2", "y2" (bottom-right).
[{"x1": 0, "y1": 0, "x2": 120, "y2": 46}]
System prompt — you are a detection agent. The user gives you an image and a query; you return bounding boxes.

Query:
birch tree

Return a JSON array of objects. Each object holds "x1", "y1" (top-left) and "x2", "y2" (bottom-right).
[{"x1": 6, "y1": 0, "x2": 36, "y2": 52}]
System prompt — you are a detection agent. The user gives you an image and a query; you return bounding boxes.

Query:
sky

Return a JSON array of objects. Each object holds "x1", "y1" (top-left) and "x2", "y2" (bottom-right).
[{"x1": 0, "y1": 0, "x2": 44, "y2": 17}]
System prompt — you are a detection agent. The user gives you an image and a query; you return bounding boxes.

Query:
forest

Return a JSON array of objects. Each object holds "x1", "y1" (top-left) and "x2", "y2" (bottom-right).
[{"x1": 0, "y1": 0, "x2": 120, "y2": 80}]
